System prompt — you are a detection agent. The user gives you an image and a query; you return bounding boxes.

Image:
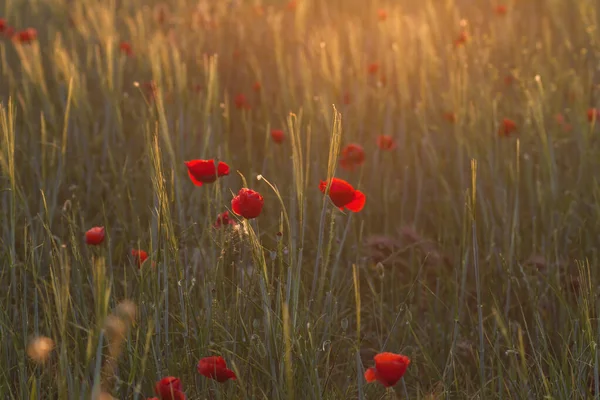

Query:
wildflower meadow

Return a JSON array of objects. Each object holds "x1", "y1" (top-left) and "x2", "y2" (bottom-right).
[{"x1": 1, "y1": 0, "x2": 600, "y2": 398}]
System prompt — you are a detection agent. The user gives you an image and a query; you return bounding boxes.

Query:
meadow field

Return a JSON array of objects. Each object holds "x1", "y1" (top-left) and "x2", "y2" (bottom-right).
[{"x1": 1, "y1": 0, "x2": 600, "y2": 398}]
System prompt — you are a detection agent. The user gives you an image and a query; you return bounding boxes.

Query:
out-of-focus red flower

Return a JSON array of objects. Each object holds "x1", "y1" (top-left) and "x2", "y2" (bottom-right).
[
  {"x1": 495, "y1": 5, "x2": 508, "y2": 16},
  {"x1": 85, "y1": 227, "x2": 105, "y2": 245},
  {"x1": 499, "y1": 118, "x2": 517, "y2": 137},
  {"x1": 555, "y1": 113, "x2": 573, "y2": 132},
  {"x1": 119, "y1": 41, "x2": 133, "y2": 56},
  {"x1": 587, "y1": 108, "x2": 600, "y2": 123},
  {"x1": 504, "y1": 74, "x2": 514, "y2": 86},
  {"x1": 287, "y1": 0, "x2": 297, "y2": 11},
  {"x1": 319, "y1": 178, "x2": 366, "y2": 212},
  {"x1": 377, "y1": 135, "x2": 396, "y2": 151},
  {"x1": 214, "y1": 211, "x2": 236, "y2": 228},
  {"x1": 454, "y1": 31, "x2": 468, "y2": 47},
  {"x1": 0, "y1": 19, "x2": 6, "y2": 33},
  {"x1": 364, "y1": 352, "x2": 410, "y2": 387},
  {"x1": 342, "y1": 91, "x2": 351, "y2": 105},
  {"x1": 339, "y1": 143, "x2": 366, "y2": 171},
  {"x1": 197, "y1": 356, "x2": 237, "y2": 382},
  {"x1": 147, "y1": 398, "x2": 159, "y2": 400},
  {"x1": 131, "y1": 249, "x2": 149, "y2": 267},
  {"x1": 184, "y1": 159, "x2": 230, "y2": 187},
  {"x1": 154, "y1": 377, "x2": 185, "y2": 400},
  {"x1": 271, "y1": 129, "x2": 285, "y2": 144},
  {"x1": 377, "y1": 9, "x2": 388, "y2": 21},
  {"x1": 443, "y1": 111, "x2": 457, "y2": 123},
  {"x1": 253, "y1": 81, "x2": 261, "y2": 92},
  {"x1": 15, "y1": 28, "x2": 37, "y2": 44},
  {"x1": 367, "y1": 63, "x2": 380, "y2": 75},
  {"x1": 234, "y1": 93, "x2": 250, "y2": 109},
  {"x1": 231, "y1": 188, "x2": 264, "y2": 219}
]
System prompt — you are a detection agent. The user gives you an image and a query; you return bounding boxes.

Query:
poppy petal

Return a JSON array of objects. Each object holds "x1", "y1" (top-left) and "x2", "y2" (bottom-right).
[
  {"x1": 217, "y1": 162, "x2": 230, "y2": 177},
  {"x1": 186, "y1": 169, "x2": 204, "y2": 186},
  {"x1": 346, "y1": 190, "x2": 366, "y2": 212},
  {"x1": 364, "y1": 367, "x2": 377, "y2": 383}
]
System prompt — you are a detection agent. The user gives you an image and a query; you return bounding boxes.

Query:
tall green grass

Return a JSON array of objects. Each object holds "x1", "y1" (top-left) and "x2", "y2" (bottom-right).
[{"x1": 1, "y1": 0, "x2": 600, "y2": 398}]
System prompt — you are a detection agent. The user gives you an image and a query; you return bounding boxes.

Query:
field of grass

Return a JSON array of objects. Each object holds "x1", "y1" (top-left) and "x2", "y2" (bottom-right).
[{"x1": 2, "y1": 0, "x2": 600, "y2": 398}]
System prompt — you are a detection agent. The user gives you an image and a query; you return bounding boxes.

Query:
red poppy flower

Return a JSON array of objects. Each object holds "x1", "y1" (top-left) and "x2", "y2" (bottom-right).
[
  {"x1": 587, "y1": 108, "x2": 600, "y2": 122},
  {"x1": 147, "y1": 398, "x2": 159, "y2": 400},
  {"x1": 377, "y1": 9, "x2": 388, "y2": 21},
  {"x1": 214, "y1": 211, "x2": 236, "y2": 228},
  {"x1": 85, "y1": 227, "x2": 105, "y2": 245},
  {"x1": 367, "y1": 63, "x2": 379, "y2": 75},
  {"x1": 499, "y1": 118, "x2": 517, "y2": 137},
  {"x1": 339, "y1": 143, "x2": 366, "y2": 171},
  {"x1": 15, "y1": 28, "x2": 37, "y2": 44},
  {"x1": 184, "y1": 159, "x2": 230, "y2": 187},
  {"x1": 0, "y1": 19, "x2": 5, "y2": 33},
  {"x1": 197, "y1": 356, "x2": 237, "y2": 382},
  {"x1": 271, "y1": 129, "x2": 285, "y2": 144},
  {"x1": 495, "y1": 5, "x2": 508, "y2": 15},
  {"x1": 319, "y1": 178, "x2": 366, "y2": 212},
  {"x1": 253, "y1": 81, "x2": 261, "y2": 92},
  {"x1": 231, "y1": 188, "x2": 264, "y2": 219},
  {"x1": 131, "y1": 249, "x2": 149, "y2": 267},
  {"x1": 443, "y1": 111, "x2": 457, "y2": 123},
  {"x1": 119, "y1": 41, "x2": 133, "y2": 56},
  {"x1": 364, "y1": 352, "x2": 410, "y2": 387},
  {"x1": 454, "y1": 31, "x2": 468, "y2": 47},
  {"x1": 154, "y1": 376, "x2": 185, "y2": 400},
  {"x1": 342, "y1": 92, "x2": 351, "y2": 105},
  {"x1": 234, "y1": 93, "x2": 250, "y2": 109},
  {"x1": 376, "y1": 135, "x2": 396, "y2": 151}
]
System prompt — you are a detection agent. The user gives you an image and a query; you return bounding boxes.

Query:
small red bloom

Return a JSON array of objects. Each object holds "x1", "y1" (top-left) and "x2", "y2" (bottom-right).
[
  {"x1": 214, "y1": 211, "x2": 236, "y2": 228},
  {"x1": 367, "y1": 63, "x2": 379, "y2": 75},
  {"x1": 184, "y1": 159, "x2": 230, "y2": 187},
  {"x1": 147, "y1": 398, "x2": 159, "y2": 400},
  {"x1": 154, "y1": 376, "x2": 185, "y2": 400},
  {"x1": 15, "y1": 28, "x2": 37, "y2": 44},
  {"x1": 364, "y1": 352, "x2": 410, "y2": 387},
  {"x1": 342, "y1": 92, "x2": 351, "y2": 105},
  {"x1": 376, "y1": 135, "x2": 396, "y2": 151},
  {"x1": 495, "y1": 5, "x2": 508, "y2": 16},
  {"x1": 85, "y1": 227, "x2": 105, "y2": 245},
  {"x1": 443, "y1": 111, "x2": 457, "y2": 123},
  {"x1": 319, "y1": 178, "x2": 366, "y2": 212},
  {"x1": 0, "y1": 19, "x2": 5, "y2": 33},
  {"x1": 253, "y1": 81, "x2": 261, "y2": 92},
  {"x1": 234, "y1": 93, "x2": 249, "y2": 109},
  {"x1": 377, "y1": 9, "x2": 388, "y2": 21},
  {"x1": 504, "y1": 74, "x2": 514, "y2": 86},
  {"x1": 339, "y1": 143, "x2": 366, "y2": 171},
  {"x1": 131, "y1": 249, "x2": 149, "y2": 267},
  {"x1": 587, "y1": 108, "x2": 600, "y2": 123},
  {"x1": 271, "y1": 129, "x2": 285, "y2": 144},
  {"x1": 454, "y1": 31, "x2": 468, "y2": 47},
  {"x1": 197, "y1": 356, "x2": 237, "y2": 382},
  {"x1": 499, "y1": 118, "x2": 517, "y2": 137},
  {"x1": 119, "y1": 41, "x2": 133, "y2": 56},
  {"x1": 231, "y1": 188, "x2": 264, "y2": 219}
]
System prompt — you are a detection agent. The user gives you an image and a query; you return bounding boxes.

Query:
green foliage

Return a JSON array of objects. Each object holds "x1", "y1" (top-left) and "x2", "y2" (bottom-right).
[{"x1": 1, "y1": 0, "x2": 600, "y2": 398}]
